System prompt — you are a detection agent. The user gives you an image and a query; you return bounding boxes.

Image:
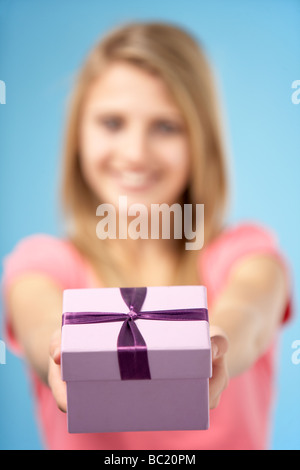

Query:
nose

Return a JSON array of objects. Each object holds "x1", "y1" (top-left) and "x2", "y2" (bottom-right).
[{"x1": 119, "y1": 123, "x2": 149, "y2": 167}]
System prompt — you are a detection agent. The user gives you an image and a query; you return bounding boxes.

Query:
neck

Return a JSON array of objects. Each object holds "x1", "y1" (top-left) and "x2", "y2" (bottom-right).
[{"x1": 107, "y1": 236, "x2": 181, "y2": 267}]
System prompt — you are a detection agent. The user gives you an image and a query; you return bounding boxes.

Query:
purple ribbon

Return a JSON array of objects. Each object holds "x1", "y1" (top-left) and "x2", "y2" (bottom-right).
[{"x1": 62, "y1": 287, "x2": 208, "y2": 380}]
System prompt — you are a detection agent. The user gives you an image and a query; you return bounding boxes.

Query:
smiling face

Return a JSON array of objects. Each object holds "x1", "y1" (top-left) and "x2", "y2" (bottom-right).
[{"x1": 78, "y1": 62, "x2": 191, "y2": 210}]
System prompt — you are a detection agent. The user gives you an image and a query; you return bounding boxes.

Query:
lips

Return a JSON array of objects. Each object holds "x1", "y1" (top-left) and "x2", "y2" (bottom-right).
[{"x1": 112, "y1": 170, "x2": 157, "y2": 191}]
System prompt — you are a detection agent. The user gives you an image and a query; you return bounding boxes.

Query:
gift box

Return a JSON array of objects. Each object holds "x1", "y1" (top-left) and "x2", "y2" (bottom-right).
[{"x1": 61, "y1": 285, "x2": 211, "y2": 433}]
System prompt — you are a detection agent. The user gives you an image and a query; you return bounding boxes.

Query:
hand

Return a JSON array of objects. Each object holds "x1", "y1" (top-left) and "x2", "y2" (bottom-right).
[
  {"x1": 209, "y1": 325, "x2": 229, "y2": 409},
  {"x1": 48, "y1": 325, "x2": 229, "y2": 413},
  {"x1": 48, "y1": 328, "x2": 67, "y2": 413}
]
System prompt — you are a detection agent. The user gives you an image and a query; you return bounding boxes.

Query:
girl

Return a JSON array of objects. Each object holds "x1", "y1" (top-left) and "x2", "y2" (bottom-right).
[{"x1": 2, "y1": 22, "x2": 291, "y2": 450}]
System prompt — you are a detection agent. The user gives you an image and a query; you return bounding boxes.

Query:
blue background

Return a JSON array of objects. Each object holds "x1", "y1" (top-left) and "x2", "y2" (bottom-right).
[{"x1": 0, "y1": 0, "x2": 299, "y2": 450}]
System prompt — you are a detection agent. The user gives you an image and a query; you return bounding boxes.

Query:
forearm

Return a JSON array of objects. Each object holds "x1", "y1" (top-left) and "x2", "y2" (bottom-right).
[
  {"x1": 21, "y1": 320, "x2": 61, "y2": 384},
  {"x1": 211, "y1": 304, "x2": 268, "y2": 378},
  {"x1": 210, "y1": 255, "x2": 288, "y2": 378},
  {"x1": 8, "y1": 274, "x2": 63, "y2": 385}
]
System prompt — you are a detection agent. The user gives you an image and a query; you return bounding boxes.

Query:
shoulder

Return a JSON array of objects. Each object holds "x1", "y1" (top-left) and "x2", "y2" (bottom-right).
[
  {"x1": 5, "y1": 233, "x2": 73, "y2": 255},
  {"x1": 200, "y1": 221, "x2": 287, "y2": 291},
  {"x1": 2, "y1": 233, "x2": 87, "y2": 291},
  {"x1": 204, "y1": 221, "x2": 280, "y2": 267},
  {"x1": 214, "y1": 221, "x2": 277, "y2": 247}
]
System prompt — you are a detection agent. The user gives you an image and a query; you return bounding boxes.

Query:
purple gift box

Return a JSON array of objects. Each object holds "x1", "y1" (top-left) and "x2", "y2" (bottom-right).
[{"x1": 61, "y1": 285, "x2": 212, "y2": 434}]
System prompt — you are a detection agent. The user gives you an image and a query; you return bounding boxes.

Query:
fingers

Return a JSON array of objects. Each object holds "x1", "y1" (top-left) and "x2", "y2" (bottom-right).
[
  {"x1": 48, "y1": 328, "x2": 67, "y2": 413},
  {"x1": 209, "y1": 326, "x2": 229, "y2": 409},
  {"x1": 49, "y1": 329, "x2": 62, "y2": 365},
  {"x1": 209, "y1": 354, "x2": 229, "y2": 409},
  {"x1": 210, "y1": 325, "x2": 229, "y2": 357},
  {"x1": 210, "y1": 335, "x2": 228, "y2": 364},
  {"x1": 48, "y1": 355, "x2": 67, "y2": 413},
  {"x1": 48, "y1": 326, "x2": 229, "y2": 413}
]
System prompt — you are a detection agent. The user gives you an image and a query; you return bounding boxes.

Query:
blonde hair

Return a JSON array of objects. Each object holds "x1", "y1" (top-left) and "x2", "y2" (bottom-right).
[{"x1": 60, "y1": 22, "x2": 230, "y2": 286}]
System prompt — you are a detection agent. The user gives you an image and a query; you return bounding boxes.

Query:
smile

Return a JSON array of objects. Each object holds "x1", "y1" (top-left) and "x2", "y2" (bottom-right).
[{"x1": 112, "y1": 170, "x2": 157, "y2": 191}]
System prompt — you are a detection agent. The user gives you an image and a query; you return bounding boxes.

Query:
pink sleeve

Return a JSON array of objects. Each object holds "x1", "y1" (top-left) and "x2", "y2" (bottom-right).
[
  {"x1": 1, "y1": 234, "x2": 86, "y2": 355},
  {"x1": 201, "y1": 222, "x2": 293, "y2": 324}
]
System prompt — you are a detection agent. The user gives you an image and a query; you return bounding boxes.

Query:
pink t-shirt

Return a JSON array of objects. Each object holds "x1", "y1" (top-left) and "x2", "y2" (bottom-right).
[{"x1": 1, "y1": 222, "x2": 292, "y2": 450}]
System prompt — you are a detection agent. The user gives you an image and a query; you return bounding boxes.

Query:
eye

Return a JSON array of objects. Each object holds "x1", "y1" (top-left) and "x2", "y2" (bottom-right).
[
  {"x1": 153, "y1": 120, "x2": 182, "y2": 134},
  {"x1": 96, "y1": 115, "x2": 123, "y2": 131}
]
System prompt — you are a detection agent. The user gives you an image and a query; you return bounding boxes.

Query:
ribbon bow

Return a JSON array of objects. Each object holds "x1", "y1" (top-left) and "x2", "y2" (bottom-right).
[{"x1": 62, "y1": 287, "x2": 208, "y2": 380}]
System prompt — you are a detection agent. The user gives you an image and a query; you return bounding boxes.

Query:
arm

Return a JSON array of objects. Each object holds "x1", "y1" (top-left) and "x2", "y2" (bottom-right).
[
  {"x1": 7, "y1": 273, "x2": 229, "y2": 412},
  {"x1": 210, "y1": 254, "x2": 289, "y2": 378},
  {"x1": 7, "y1": 274, "x2": 63, "y2": 384}
]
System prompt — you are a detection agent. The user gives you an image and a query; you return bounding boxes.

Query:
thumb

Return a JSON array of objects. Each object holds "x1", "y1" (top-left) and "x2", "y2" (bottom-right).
[
  {"x1": 49, "y1": 329, "x2": 62, "y2": 365},
  {"x1": 210, "y1": 325, "x2": 229, "y2": 359}
]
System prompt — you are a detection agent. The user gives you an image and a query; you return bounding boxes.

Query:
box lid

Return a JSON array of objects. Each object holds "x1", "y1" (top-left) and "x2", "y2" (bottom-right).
[{"x1": 61, "y1": 285, "x2": 211, "y2": 381}]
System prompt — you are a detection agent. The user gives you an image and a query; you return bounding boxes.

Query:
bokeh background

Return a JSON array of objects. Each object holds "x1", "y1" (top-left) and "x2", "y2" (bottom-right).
[{"x1": 0, "y1": 0, "x2": 299, "y2": 450}]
